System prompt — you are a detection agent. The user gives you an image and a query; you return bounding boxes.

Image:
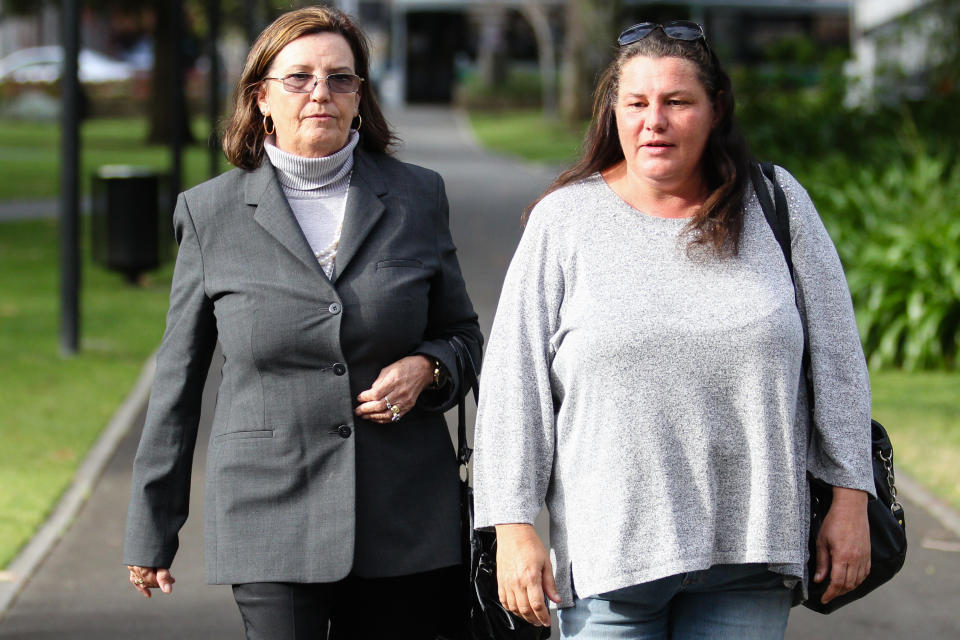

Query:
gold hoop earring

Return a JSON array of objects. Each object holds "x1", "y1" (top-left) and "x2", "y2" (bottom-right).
[
  {"x1": 352, "y1": 113, "x2": 362, "y2": 131},
  {"x1": 262, "y1": 114, "x2": 274, "y2": 135}
]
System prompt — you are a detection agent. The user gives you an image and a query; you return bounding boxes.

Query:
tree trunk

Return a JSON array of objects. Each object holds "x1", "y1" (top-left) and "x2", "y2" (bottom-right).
[
  {"x1": 559, "y1": 0, "x2": 621, "y2": 125},
  {"x1": 520, "y1": 0, "x2": 557, "y2": 117},
  {"x1": 474, "y1": 4, "x2": 509, "y2": 90},
  {"x1": 147, "y1": 0, "x2": 195, "y2": 144}
]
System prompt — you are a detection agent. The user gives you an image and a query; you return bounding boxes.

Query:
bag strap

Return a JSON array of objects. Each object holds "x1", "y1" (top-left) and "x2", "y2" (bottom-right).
[
  {"x1": 751, "y1": 161, "x2": 793, "y2": 281},
  {"x1": 751, "y1": 162, "x2": 817, "y2": 414},
  {"x1": 448, "y1": 335, "x2": 480, "y2": 471}
]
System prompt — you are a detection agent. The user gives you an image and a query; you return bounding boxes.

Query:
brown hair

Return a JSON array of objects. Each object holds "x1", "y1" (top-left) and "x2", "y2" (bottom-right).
[
  {"x1": 530, "y1": 28, "x2": 753, "y2": 256},
  {"x1": 222, "y1": 6, "x2": 397, "y2": 170}
]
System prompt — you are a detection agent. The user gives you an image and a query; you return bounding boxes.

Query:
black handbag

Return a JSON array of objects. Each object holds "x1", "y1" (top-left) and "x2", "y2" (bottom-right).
[
  {"x1": 806, "y1": 419, "x2": 907, "y2": 613},
  {"x1": 751, "y1": 162, "x2": 907, "y2": 614},
  {"x1": 448, "y1": 336, "x2": 551, "y2": 639}
]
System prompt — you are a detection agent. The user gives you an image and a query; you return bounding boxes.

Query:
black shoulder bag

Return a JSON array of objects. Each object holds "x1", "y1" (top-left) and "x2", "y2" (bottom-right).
[
  {"x1": 447, "y1": 336, "x2": 551, "y2": 639},
  {"x1": 750, "y1": 162, "x2": 907, "y2": 614}
]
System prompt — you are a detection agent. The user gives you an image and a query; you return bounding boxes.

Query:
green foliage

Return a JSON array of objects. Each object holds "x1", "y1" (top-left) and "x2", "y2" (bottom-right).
[
  {"x1": 735, "y1": 26, "x2": 960, "y2": 173},
  {"x1": 455, "y1": 69, "x2": 544, "y2": 110},
  {"x1": 863, "y1": 0, "x2": 960, "y2": 101},
  {"x1": 732, "y1": 31, "x2": 960, "y2": 370},
  {"x1": 818, "y1": 153, "x2": 960, "y2": 370},
  {"x1": 734, "y1": 48, "x2": 884, "y2": 170},
  {"x1": 926, "y1": 0, "x2": 960, "y2": 94}
]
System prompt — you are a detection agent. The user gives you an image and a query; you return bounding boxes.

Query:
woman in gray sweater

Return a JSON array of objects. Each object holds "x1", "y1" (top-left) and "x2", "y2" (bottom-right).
[{"x1": 473, "y1": 21, "x2": 873, "y2": 639}]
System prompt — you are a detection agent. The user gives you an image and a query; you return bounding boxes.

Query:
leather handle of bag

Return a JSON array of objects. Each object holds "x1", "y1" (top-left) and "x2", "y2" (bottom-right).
[
  {"x1": 752, "y1": 162, "x2": 794, "y2": 278},
  {"x1": 449, "y1": 335, "x2": 479, "y2": 471}
]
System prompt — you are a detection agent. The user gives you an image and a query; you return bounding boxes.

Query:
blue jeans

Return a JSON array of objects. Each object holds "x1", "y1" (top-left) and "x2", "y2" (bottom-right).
[{"x1": 558, "y1": 564, "x2": 792, "y2": 639}]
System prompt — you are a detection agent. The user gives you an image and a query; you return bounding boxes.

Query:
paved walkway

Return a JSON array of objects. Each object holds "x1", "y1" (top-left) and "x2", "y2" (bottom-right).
[
  {"x1": 0, "y1": 197, "x2": 88, "y2": 221},
  {"x1": 1, "y1": 107, "x2": 959, "y2": 638}
]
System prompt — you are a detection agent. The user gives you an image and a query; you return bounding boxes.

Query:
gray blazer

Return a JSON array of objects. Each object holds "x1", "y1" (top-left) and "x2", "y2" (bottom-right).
[{"x1": 123, "y1": 149, "x2": 482, "y2": 585}]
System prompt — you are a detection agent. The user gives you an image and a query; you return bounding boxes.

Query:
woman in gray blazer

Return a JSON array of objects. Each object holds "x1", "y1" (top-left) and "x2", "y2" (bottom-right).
[{"x1": 123, "y1": 7, "x2": 481, "y2": 639}]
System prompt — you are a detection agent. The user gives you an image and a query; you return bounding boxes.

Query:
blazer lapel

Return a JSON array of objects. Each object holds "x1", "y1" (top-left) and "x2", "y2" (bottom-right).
[
  {"x1": 333, "y1": 150, "x2": 386, "y2": 283},
  {"x1": 246, "y1": 161, "x2": 326, "y2": 277}
]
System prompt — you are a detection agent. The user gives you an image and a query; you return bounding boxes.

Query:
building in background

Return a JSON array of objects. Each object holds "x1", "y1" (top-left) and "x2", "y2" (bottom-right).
[
  {"x1": 345, "y1": 0, "x2": 852, "y2": 107},
  {"x1": 0, "y1": 1, "x2": 60, "y2": 58},
  {"x1": 846, "y1": 0, "x2": 945, "y2": 105}
]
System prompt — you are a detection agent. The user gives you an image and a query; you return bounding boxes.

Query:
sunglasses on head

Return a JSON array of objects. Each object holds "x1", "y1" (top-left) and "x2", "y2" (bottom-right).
[{"x1": 617, "y1": 20, "x2": 705, "y2": 47}]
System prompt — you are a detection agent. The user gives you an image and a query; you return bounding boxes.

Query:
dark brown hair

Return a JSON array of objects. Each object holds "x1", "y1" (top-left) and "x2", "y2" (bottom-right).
[
  {"x1": 222, "y1": 6, "x2": 397, "y2": 170},
  {"x1": 530, "y1": 28, "x2": 753, "y2": 256}
]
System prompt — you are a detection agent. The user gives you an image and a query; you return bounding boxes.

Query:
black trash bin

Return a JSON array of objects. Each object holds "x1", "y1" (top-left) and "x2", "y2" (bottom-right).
[{"x1": 91, "y1": 166, "x2": 171, "y2": 283}]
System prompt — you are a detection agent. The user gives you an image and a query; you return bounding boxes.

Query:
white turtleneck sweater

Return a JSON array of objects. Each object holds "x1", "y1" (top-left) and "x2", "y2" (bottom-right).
[{"x1": 263, "y1": 131, "x2": 359, "y2": 278}]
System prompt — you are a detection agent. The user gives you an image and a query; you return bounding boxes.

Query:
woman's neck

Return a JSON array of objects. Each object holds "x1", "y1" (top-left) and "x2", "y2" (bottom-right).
[{"x1": 601, "y1": 161, "x2": 707, "y2": 219}]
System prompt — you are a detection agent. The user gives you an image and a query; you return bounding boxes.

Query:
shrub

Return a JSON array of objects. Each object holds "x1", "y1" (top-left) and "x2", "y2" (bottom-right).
[
  {"x1": 454, "y1": 68, "x2": 543, "y2": 110},
  {"x1": 817, "y1": 153, "x2": 960, "y2": 369}
]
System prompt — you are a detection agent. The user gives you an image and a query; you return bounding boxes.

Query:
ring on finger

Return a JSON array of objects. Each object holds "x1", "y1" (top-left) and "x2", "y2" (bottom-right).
[
  {"x1": 390, "y1": 403, "x2": 401, "y2": 422},
  {"x1": 133, "y1": 577, "x2": 145, "y2": 585}
]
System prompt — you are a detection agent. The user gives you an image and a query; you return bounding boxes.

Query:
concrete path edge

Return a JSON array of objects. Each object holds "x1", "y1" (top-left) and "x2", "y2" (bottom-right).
[
  {"x1": 0, "y1": 353, "x2": 157, "y2": 621},
  {"x1": 897, "y1": 471, "x2": 960, "y2": 538}
]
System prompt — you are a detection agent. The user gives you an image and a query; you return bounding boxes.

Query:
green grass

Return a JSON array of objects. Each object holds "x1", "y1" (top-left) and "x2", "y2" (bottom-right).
[
  {"x1": 0, "y1": 115, "x2": 225, "y2": 566},
  {"x1": 467, "y1": 109, "x2": 587, "y2": 166},
  {"x1": 0, "y1": 219, "x2": 174, "y2": 568},
  {"x1": 0, "y1": 116, "x2": 230, "y2": 200},
  {"x1": 871, "y1": 371, "x2": 960, "y2": 511}
]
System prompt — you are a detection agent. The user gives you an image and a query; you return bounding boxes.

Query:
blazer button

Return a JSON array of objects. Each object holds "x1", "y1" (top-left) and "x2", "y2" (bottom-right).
[
  {"x1": 328, "y1": 302, "x2": 342, "y2": 315},
  {"x1": 337, "y1": 425, "x2": 352, "y2": 438},
  {"x1": 333, "y1": 363, "x2": 346, "y2": 376}
]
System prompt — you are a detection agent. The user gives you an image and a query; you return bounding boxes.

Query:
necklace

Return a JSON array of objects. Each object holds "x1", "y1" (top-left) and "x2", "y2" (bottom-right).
[{"x1": 314, "y1": 217, "x2": 343, "y2": 277}]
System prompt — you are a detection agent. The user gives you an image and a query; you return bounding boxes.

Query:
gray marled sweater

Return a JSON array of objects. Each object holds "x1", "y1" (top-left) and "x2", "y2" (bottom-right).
[{"x1": 473, "y1": 168, "x2": 874, "y2": 607}]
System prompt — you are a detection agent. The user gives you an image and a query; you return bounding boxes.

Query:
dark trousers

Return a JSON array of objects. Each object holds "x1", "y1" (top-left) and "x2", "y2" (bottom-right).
[{"x1": 232, "y1": 565, "x2": 465, "y2": 640}]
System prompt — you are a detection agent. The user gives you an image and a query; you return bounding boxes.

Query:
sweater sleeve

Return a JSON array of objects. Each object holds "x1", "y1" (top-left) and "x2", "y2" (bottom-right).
[
  {"x1": 473, "y1": 200, "x2": 565, "y2": 528},
  {"x1": 777, "y1": 167, "x2": 874, "y2": 496}
]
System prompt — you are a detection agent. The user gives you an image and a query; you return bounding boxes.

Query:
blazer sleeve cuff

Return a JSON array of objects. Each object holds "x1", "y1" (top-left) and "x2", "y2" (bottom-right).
[{"x1": 413, "y1": 339, "x2": 460, "y2": 412}]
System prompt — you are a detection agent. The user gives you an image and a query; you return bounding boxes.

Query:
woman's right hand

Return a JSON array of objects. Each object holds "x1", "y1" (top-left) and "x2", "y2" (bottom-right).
[
  {"x1": 495, "y1": 523, "x2": 561, "y2": 627},
  {"x1": 127, "y1": 565, "x2": 175, "y2": 598}
]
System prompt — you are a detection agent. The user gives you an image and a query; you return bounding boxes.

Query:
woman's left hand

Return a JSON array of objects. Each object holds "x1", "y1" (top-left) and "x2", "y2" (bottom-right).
[
  {"x1": 355, "y1": 355, "x2": 434, "y2": 424},
  {"x1": 127, "y1": 565, "x2": 175, "y2": 598},
  {"x1": 813, "y1": 486, "x2": 871, "y2": 604}
]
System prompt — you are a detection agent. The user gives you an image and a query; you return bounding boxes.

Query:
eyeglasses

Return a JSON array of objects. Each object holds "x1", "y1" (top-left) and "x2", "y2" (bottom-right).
[
  {"x1": 617, "y1": 20, "x2": 705, "y2": 47},
  {"x1": 263, "y1": 72, "x2": 364, "y2": 94}
]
